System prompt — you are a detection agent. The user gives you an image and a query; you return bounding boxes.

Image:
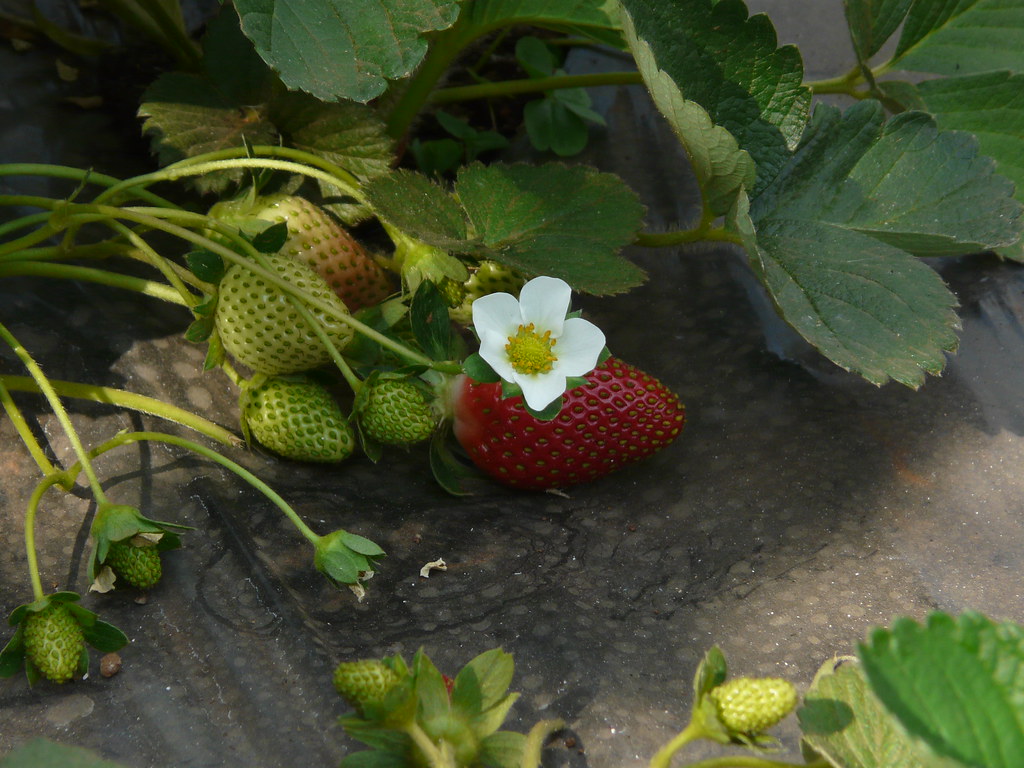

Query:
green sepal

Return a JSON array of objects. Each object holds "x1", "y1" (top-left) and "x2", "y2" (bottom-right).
[
  {"x1": 596, "y1": 346, "x2": 611, "y2": 366},
  {"x1": 25, "y1": 655, "x2": 40, "y2": 686},
  {"x1": 462, "y1": 353, "x2": 500, "y2": 384},
  {"x1": 89, "y1": 504, "x2": 192, "y2": 579},
  {"x1": 478, "y1": 731, "x2": 527, "y2": 768},
  {"x1": 339, "y1": 749, "x2": 410, "y2": 768},
  {"x1": 411, "y1": 280, "x2": 457, "y2": 362},
  {"x1": 694, "y1": 646, "x2": 728, "y2": 699},
  {"x1": 250, "y1": 220, "x2": 288, "y2": 253},
  {"x1": 429, "y1": 423, "x2": 482, "y2": 496},
  {"x1": 81, "y1": 620, "x2": 129, "y2": 653},
  {"x1": 524, "y1": 396, "x2": 563, "y2": 422},
  {"x1": 184, "y1": 315, "x2": 216, "y2": 343},
  {"x1": 203, "y1": 331, "x2": 226, "y2": 371},
  {"x1": 186, "y1": 250, "x2": 226, "y2": 284},
  {"x1": 0, "y1": 623, "x2": 26, "y2": 677},
  {"x1": 64, "y1": 602, "x2": 98, "y2": 629},
  {"x1": 77, "y1": 645, "x2": 89, "y2": 677},
  {"x1": 314, "y1": 529, "x2": 386, "y2": 587},
  {"x1": 452, "y1": 648, "x2": 515, "y2": 718},
  {"x1": 192, "y1": 295, "x2": 218, "y2": 318},
  {"x1": 413, "y1": 649, "x2": 452, "y2": 725}
]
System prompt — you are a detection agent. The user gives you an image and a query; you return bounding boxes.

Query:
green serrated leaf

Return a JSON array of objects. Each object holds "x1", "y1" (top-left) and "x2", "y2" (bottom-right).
[
  {"x1": 0, "y1": 738, "x2": 134, "y2": 768},
  {"x1": 364, "y1": 171, "x2": 470, "y2": 250},
  {"x1": 735, "y1": 100, "x2": 1023, "y2": 387},
  {"x1": 234, "y1": 0, "x2": 460, "y2": 102},
  {"x1": 456, "y1": 163, "x2": 645, "y2": 295},
  {"x1": 844, "y1": 0, "x2": 913, "y2": 61},
  {"x1": 620, "y1": 0, "x2": 811, "y2": 195},
  {"x1": 859, "y1": 611, "x2": 1024, "y2": 768},
  {"x1": 893, "y1": 0, "x2": 1024, "y2": 76},
  {"x1": 798, "y1": 658, "x2": 953, "y2": 768},
  {"x1": 620, "y1": 8, "x2": 754, "y2": 216},
  {"x1": 917, "y1": 70, "x2": 1024, "y2": 261}
]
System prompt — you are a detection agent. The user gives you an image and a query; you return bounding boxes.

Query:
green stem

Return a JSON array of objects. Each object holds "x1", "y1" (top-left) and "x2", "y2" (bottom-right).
[
  {"x1": 24, "y1": 475, "x2": 68, "y2": 601},
  {"x1": 385, "y1": 15, "x2": 475, "y2": 139},
  {"x1": 86, "y1": 431, "x2": 320, "y2": 544},
  {"x1": 134, "y1": 0, "x2": 202, "y2": 68},
  {"x1": 649, "y1": 721, "x2": 706, "y2": 768},
  {"x1": 0, "y1": 322, "x2": 108, "y2": 504},
  {"x1": 0, "y1": 261, "x2": 188, "y2": 305},
  {"x1": 108, "y1": 220, "x2": 200, "y2": 307},
  {"x1": 0, "y1": 163, "x2": 180, "y2": 208},
  {"x1": 0, "y1": 240, "x2": 134, "y2": 263},
  {"x1": 634, "y1": 225, "x2": 741, "y2": 248},
  {"x1": 0, "y1": 210, "x2": 50, "y2": 240},
  {"x1": 0, "y1": 375, "x2": 240, "y2": 447},
  {"x1": 682, "y1": 758, "x2": 829, "y2": 768},
  {"x1": 0, "y1": 379, "x2": 57, "y2": 476},
  {"x1": 405, "y1": 722, "x2": 455, "y2": 768},
  {"x1": 431, "y1": 71, "x2": 643, "y2": 105}
]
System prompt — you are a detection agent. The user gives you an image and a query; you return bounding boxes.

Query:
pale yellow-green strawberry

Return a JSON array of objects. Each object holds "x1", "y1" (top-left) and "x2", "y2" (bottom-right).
[
  {"x1": 215, "y1": 253, "x2": 355, "y2": 375},
  {"x1": 23, "y1": 603, "x2": 84, "y2": 684},
  {"x1": 333, "y1": 659, "x2": 402, "y2": 712},
  {"x1": 449, "y1": 261, "x2": 526, "y2": 325},
  {"x1": 709, "y1": 677, "x2": 798, "y2": 734}
]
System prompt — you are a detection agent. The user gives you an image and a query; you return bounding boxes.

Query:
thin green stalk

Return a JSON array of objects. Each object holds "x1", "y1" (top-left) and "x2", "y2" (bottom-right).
[
  {"x1": 0, "y1": 261, "x2": 188, "y2": 305},
  {"x1": 431, "y1": 71, "x2": 643, "y2": 105},
  {"x1": 0, "y1": 222, "x2": 61, "y2": 256},
  {"x1": 86, "y1": 431, "x2": 320, "y2": 544},
  {"x1": 520, "y1": 719, "x2": 566, "y2": 768},
  {"x1": 0, "y1": 375, "x2": 240, "y2": 447},
  {"x1": 24, "y1": 475, "x2": 68, "y2": 601},
  {"x1": 649, "y1": 721, "x2": 707, "y2": 768},
  {"x1": 93, "y1": 0, "x2": 195, "y2": 69},
  {"x1": 385, "y1": 15, "x2": 476, "y2": 139},
  {"x1": 681, "y1": 758, "x2": 829, "y2": 768},
  {"x1": 405, "y1": 722, "x2": 455, "y2": 768},
  {"x1": 0, "y1": 163, "x2": 180, "y2": 208},
  {"x1": 0, "y1": 322, "x2": 107, "y2": 504},
  {"x1": 0, "y1": 240, "x2": 134, "y2": 263},
  {"x1": 0, "y1": 379, "x2": 56, "y2": 476},
  {"x1": 0, "y1": 210, "x2": 50, "y2": 240},
  {"x1": 108, "y1": 220, "x2": 200, "y2": 307},
  {"x1": 134, "y1": 0, "x2": 202, "y2": 68},
  {"x1": 634, "y1": 225, "x2": 741, "y2": 248}
]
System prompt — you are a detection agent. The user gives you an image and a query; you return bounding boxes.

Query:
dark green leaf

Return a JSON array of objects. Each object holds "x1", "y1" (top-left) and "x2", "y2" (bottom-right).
[
  {"x1": 798, "y1": 657, "x2": 949, "y2": 768},
  {"x1": 250, "y1": 220, "x2": 288, "y2": 253},
  {"x1": 186, "y1": 251, "x2": 226, "y2": 284},
  {"x1": 411, "y1": 138, "x2": 464, "y2": 178},
  {"x1": 429, "y1": 425, "x2": 480, "y2": 496},
  {"x1": 184, "y1": 315, "x2": 216, "y2": 343},
  {"x1": 875, "y1": 79, "x2": 927, "y2": 111},
  {"x1": 859, "y1": 611, "x2": 1024, "y2": 768},
  {"x1": 734, "y1": 101, "x2": 1023, "y2": 387},
  {"x1": 411, "y1": 280, "x2": 456, "y2": 360},
  {"x1": 463, "y1": 353, "x2": 501, "y2": 383},
  {"x1": 234, "y1": 0, "x2": 460, "y2": 102},
  {"x1": 364, "y1": 171, "x2": 470, "y2": 250},
  {"x1": 844, "y1": 0, "x2": 913, "y2": 61},
  {"x1": 523, "y1": 100, "x2": 590, "y2": 157},
  {"x1": 917, "y1": 70, "x2": 1024, "y2": 261},
  {"x1": 456, "y1": 163, "x2": 645, "y2": 295},
  {"x1": 0, "y1": 624, "x2": 25, "y2": 677},
  {"x1": 893, "y1": 0, "x2": 1024, "y2": 75},
  {"x1": 463, "y1": 0, "x2": 621, "y2": 39},
  {"x1": 0, "y1": 739, "x2": 133, "y2": 768},
  {"x1": 516, "y1": 36, "x2": 557, "y2": 77},
  {"x1": 82, "y1": 620, "x2": 129, "y2": 653},
  {"x1": 621, "y1": 0, "x2": 811, "y2": 195}
]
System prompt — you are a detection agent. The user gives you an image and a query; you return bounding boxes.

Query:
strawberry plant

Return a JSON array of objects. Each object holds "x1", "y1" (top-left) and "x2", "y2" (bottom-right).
[{"x1": 0, "y1": 3, "x2": 1023, "y2": 765}]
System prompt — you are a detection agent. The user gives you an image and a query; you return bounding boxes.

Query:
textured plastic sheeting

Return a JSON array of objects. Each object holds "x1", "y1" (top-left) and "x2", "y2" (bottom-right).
[{"x1": 3, "y1": 3, "x2": 1024, "y2": 768}]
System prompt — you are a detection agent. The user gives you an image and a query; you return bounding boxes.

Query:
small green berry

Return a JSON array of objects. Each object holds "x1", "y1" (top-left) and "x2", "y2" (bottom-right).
[
  {"x1": 360, "y1": 379, "x2": 437, "y2": 446},
  {"x1": 333, "y1": 659, "x2": 401, "y2": 712},
  {"x1": 106, "y1": 540, "x2": 162, "y2": 590},
  {"x1": 709, "y1": 676, "x2": 798, "y2": 735},
  {"x1": 24, "y1": 603, "x2": 84, "y2": 683}
]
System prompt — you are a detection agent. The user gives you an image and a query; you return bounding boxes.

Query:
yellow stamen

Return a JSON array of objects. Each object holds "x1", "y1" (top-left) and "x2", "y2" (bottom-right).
[{"x1": 505, "y1": 323, "x2": 558, "y2": 375}]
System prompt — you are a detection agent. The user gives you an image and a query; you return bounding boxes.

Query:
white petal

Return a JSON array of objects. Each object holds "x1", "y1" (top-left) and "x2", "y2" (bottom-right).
[
  {"x1": 517, "y1": 276, "x2": 570, "y2": 335},
  {"x1": 478, "y1": 328, "x2": 518, "y2": 382},
  {"x1": 551, "y1": 317, "x2": 606, "y2": 377},
  {"x1": 472, "y1": 291, "x2": 524, "y2": 338},
  {"x1": 516, "y1": 370, "x2": 568, "y2": 411}
]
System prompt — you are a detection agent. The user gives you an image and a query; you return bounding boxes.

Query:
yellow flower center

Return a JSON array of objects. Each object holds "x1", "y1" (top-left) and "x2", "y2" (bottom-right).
[{"x1": 505, "y1": 323, "x2": 558, "y2": 375}]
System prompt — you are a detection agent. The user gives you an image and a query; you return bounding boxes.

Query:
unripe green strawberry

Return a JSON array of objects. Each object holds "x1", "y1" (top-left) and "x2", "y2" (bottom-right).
[
  {"x1": 251, "y1": 195, "x2": 394, "y2": 312},
  {"x1": 23, "y1": 603, "x2": 84, "y2": 684},
  {"x1": 333, "y1": 659, "x2": 401, "y2": 711},
  {"x1": 449, "y1": 261, "x2": 526, "y2": 325},
  {"x1": 709, "y1": 677, "x2": 798, "y2": 735},
  {"x1": 242, "y1": 375, "x2": 355, "y2": 462},
  {"x1": 106, "y1": 540, "x2": 162, "y2": 590},
  {"x1": 359, "y1": 379, "x2": 437, "y2": 446},
  {"x1": 215, "y1": 253, "x2": 355, "y2": 375}
]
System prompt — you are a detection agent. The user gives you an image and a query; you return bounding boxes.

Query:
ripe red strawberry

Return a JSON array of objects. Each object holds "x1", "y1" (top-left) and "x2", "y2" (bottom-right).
[
  {"x1": 451, "y1": 357, "x2": 685, "y2": 489},
  {"x1": 215, "y1": 253, "x2": 356, "y2": 375},
  {"x1": 251, "y1": 195, "x2": 395, "y2": 312}
]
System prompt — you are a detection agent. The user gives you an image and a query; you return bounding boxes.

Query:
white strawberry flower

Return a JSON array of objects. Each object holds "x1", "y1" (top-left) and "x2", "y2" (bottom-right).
[{"x1": 472, "y1": 276, "x2": 605, "y2": 411}]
